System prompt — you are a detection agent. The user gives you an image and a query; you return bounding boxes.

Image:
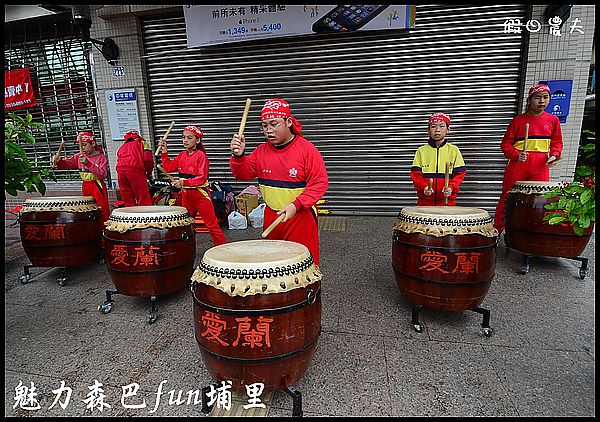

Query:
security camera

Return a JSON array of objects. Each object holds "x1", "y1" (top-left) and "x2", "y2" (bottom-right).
[{"x1": 70, "y1": 5, "x2": 119, "y2": 63}]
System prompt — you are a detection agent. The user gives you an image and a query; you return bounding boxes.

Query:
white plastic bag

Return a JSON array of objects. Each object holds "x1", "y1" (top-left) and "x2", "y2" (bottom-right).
[
  {"x1": 249, "y1": 203, "x2": 266, "y2": 228},
  {"x1": 228, "y1": 211, "x2": 248, "y2": 229}
]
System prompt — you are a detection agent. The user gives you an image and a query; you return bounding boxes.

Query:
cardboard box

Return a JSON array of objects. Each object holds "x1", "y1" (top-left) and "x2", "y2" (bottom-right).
[{"x1": 235, "y1": 193, "x2": 259, "y2": 221}]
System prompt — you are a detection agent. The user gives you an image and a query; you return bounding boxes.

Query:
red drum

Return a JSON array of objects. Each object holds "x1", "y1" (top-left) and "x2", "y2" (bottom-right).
[
  {"x1": 192, "y1": 240, "x2": 322, "y2": 393},
  {"x1": 104, "y1": 206, "x2": 195, "y2": 297},
  {"x1": 19, "y1": 196, "x2": 102, "y2": 267},
  {"x1": 392, "y1": 206, "x2": 498, "y2": 312},
  {"x1": 505, "y1": 181, "x2": 594, "y2": 257}
]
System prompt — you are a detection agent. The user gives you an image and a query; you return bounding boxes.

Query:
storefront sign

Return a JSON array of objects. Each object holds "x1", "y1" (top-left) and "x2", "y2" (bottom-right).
[
  {"x1": 106, "y1": 88, "x2": 141, "y2": 140},
  {"x1": 184, "y1": 5, "x2": 416, "y2": 48},
  {"x1": 5, "y1": 68, "x2": 38, "y2": 111}
]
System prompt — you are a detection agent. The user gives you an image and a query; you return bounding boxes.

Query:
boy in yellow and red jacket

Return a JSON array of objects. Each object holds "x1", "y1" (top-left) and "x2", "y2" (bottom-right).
[{"x1": 410, "y1": 113, "x2": 466, "y2": 206}]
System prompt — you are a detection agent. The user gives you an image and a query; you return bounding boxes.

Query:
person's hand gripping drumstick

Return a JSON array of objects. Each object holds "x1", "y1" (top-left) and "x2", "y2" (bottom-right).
[
  {"x1": 517, "y1": 123, "x2": 529, "y2": 162},
  {"x1": 231, "y1": 98, "x2": 251, "y2": 156},
  {"x1": 424, "y1": 178, "x2": 434, "y2": 196},
  {"x1": 443, "y1": 162, "x2": 453, "y2": 205},
  {"x1": 155, "y1": 121, "x2": 176, "y2": 156}
]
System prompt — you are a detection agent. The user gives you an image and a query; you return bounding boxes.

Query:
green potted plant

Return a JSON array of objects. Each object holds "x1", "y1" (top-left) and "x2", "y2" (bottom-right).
[{"x1": 542, "y1": 131, "x2": 595, "y2": 236}]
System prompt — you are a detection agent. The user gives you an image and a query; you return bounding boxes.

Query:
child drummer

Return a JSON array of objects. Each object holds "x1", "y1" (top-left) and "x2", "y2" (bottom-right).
[
  {"x1": 157, "y1": 125, "x2": 227, "y2": 246},
  {"x1": 410, "y1": 113, "x2": 466, "y2": 206},
  {"x1": 52, "y1": 131, "x2": 110, "y2": 222}
]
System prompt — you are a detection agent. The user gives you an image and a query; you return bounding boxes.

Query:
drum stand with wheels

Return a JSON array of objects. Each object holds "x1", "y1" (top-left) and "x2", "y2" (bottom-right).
[
  {"x1": 98, "y1": 288, "x2": 159, "y2": 324},
  {"x1": 504, "y1": 234, "x2": 589, "y2": 280},
  {"x1": 20, "y1": 264, "x2": 68, "y2": 286},
  {"x1": 200, "y1": 382, "x2": 303, "y2": 417},
  {"x1": 411, "y1": 304, "x2": 494, "y2": 337},
  {"x1": 518, "y1": 253, "x2": 589, "y2": 280}
]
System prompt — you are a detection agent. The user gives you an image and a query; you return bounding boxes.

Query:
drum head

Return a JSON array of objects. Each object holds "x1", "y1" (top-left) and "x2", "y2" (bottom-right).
[
  {"x1": 21, "y1": 196, "x2": 98, "y2": 212},
  {"x1": 509, "y1": 181, "x2": 561, "y2": 194},
  {"x1": 105, "y1": 205, "x2": 193, "y2": 232},
  {"x1": 395, "y1": 206, "x2": 497, "y2": 237},
  {"x1": 193, "y1": 240, "x2": 322, "y2": 297}
]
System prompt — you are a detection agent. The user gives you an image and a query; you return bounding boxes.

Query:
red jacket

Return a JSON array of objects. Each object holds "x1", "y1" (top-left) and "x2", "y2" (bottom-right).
[
  {"x1": 501, "y1": 112, "x2": 563, "y2": 160},
  {"x1": 116, "y1": 139, "x2": 154, "y2": 178},
  {"x1": 161, "y1": 149, "x2": 210, "y2": 188}
]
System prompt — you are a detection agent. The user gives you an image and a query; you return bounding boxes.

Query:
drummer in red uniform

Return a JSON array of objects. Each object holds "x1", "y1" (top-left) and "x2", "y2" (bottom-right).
[
  {"x1": 493, "y1": 83, "x2": 563, "y2": 233},
  {"x1": 158, "y1": 125, "x2": 227, "y2": 246},
  {"x1": 52, "y1": 131, "x2": 110, "y2": 222},
  {"x1": 116, "y1": 129, "x2": 154, "y2": 207},
  {"x1": 229, "y1": 98, "x2": 329, "y2": 266}
]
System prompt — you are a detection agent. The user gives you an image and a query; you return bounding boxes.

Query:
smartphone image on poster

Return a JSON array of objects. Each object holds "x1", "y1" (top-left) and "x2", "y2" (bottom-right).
[{"x1": 312, "y1": 5, "x2": 388, "y2": 33}]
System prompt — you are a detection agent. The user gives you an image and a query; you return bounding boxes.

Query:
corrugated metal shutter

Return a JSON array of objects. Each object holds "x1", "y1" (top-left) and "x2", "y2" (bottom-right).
[{"x1": 142, "y1": 4, "x2": 527, "y2": 215}]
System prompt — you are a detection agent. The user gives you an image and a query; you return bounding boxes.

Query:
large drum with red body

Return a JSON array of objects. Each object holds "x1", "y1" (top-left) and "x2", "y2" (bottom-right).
[
  {"x1": 104, "y1": 206, "x2": 195, "y2": 297},
  {"x1": 191, "y1": 240, "x2": 322, "y2": 393},
  {"x1": 505, "y1": 181, "x2": 594, "y2": 257},
  {"x1": 19, "y1": 196, "x2": 103, "y2": 267},
  {"x1": 392, "y1": 206, "x2": 498, "y2": 311}
]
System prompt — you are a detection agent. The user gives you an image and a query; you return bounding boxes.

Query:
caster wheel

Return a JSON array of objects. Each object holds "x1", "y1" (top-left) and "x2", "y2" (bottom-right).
[
  {"x1": 99, "y1": 257, "x2": 105, "y2": 265},
  {"x1": 57, "y1": 278, "x2": 67, "y2": 286},
  {"x1": 520, "y1": 267, "x2": 529, "y2": 275},
  {"x1": 482, "y1": 327, "x2": 494, "y2": 337},
  {"x1": 98, "y1": 302, "x2": 112, "y2": 314},
  {"x1": 19, "y1": 274, "x2": 30, "y2": 284},
  {"x1": 413, "y1": 324, "x2": 423, "y2": 333},
  {"x1": 579, "y1": 269, "x2": 587, "y2": 280},
  {"x1": 146, "y1": 314, "x2": 157, "y2": 324}
]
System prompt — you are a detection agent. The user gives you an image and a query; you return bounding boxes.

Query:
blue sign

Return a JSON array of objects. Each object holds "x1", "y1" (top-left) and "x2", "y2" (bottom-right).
[{"x1": 541, "y1": 79, "x2": 573, "y2": 123}]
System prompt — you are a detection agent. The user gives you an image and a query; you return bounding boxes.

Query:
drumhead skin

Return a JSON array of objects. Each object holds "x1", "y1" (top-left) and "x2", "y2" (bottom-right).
[
  {"x1": 395, "y1": 206, "x2": 497, "y2": 237},
  {"x1": 193, "y1": 240, "x2": 322, "y2": 297},
  {"x1": 400, "y1": 206, "x2": 490, "y2": 220},
  {"x1": 22, "y1": 196, "x2": 98, "y2": 211},
  {"x1": 509, "y1": 181, "x2": 561, "y2": 194},
  {"x1": 110, "y1": 205, "x2": 189, "y2": 219}
]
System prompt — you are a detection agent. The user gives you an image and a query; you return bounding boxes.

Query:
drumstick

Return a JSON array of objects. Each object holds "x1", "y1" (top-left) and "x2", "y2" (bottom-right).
[
  {"x1": 262, "y1": 213, "x2": 285, "y2": 238},
  {"x1": 55, "y1": 140, "x2": 65, "y2": 158},
  {"x1": 522, "y1": 123, "x2": 529, "y2": 155},
  {"x1": 444, "y1": 162, "x2": 451, "y2": 205},
  {"x1": 155, "y1": 120, "x2": 176, "y2": 156},
  {"x1": 427, "y1": 179, "x2": 433, "y2": 190},
  {"x1": 233, "y1": 98, "x2": 252, "y2": 154},
  {"x1": 78, "y1": 137, "x2": 84, "y2": 170},
  {"x1": 156, "y1": 164, "x2": 177, "y2": 183}
]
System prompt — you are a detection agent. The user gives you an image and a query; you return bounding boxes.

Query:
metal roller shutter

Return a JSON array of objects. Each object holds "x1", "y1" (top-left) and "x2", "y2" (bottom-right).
[{"x1": 142, "y1": 4, "x2": 527, "y2": 215}]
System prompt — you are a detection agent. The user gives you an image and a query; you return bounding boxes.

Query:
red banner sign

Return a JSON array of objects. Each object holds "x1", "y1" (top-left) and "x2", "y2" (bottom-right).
[{"x1": 5, "y1": 68, "x2": 38, "y2": 111}]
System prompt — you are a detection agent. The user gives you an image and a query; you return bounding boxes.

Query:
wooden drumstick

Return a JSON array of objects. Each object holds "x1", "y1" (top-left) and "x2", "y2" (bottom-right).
[
  {"x1": 522, "y1": 123, "x2": 530, "y2": 156},
  {"x1": 262, "y1": 213, "x2": 285, "y2": 238},
  {"x1": 444, "y1": 162, "x2": 452, "y2": 205},
  {"x1": 78, "y1": 137, "x2": 85, "y2": 170},
  {"x1": 233, "y1": 98, "x2": 252, "y2": 154},
  {"x1": 427, "y1": 178, "x2": 433, "y2": 190},
  {"x1": 155, "y1": 120, "x2": 176, "y2": 156},
  {"x1": 56, "y1": 140, "x2": 65, "y2": 157},
  {"x1": 157, "y1": 164, "x2": 177, "y2": 183}
]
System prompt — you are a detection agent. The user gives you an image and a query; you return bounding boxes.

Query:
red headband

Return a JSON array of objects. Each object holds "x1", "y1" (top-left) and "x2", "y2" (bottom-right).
[
  {"x1": 528, "y1": 84, "x2": 551, "y2": 98},
  {"x1": 429, "y1": 112, "x2": 451, "y2": 127},
  {"x1": 261, "y1": 98, "x2": 303, "y2": 136},
  {"x1": 184, "y1": 125, "x2": 204, "y2": 140},
  {"x1": 124, "y1": 129, "x2": 142, "y2": 142},
  {"x1": 77, "y1": 131, "x2": 103, "y2": 153}
]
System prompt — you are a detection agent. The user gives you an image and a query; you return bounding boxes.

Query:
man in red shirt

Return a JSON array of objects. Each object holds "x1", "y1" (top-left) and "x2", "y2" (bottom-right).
[
  {"x1": 493, "y1": 83, "x2": 563, "y2": 233},
  {"x1": 116, "y1": 129, "x2": 154, "y2": 207},
  {"x1": 229, "y1": 98, "x2": 329, "y2": 266}
]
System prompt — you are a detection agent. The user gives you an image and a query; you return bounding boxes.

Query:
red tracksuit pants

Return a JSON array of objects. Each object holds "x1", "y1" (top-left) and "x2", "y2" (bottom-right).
[
  {"x1": 182, "y1": 188, "x2": 227, "y2": 246},
  {"x1": 493, "y1": 152, "x2": 550, "y2": 233},
  {"x1": 82, "y1": 180, "x2": 110, "y2": 223},
  {"x1": 118, "y1": 169, "x2": 152, "y2": 207},
  {"x1": 263, "y1": 205, "x2": 320, "y2": 266}
]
